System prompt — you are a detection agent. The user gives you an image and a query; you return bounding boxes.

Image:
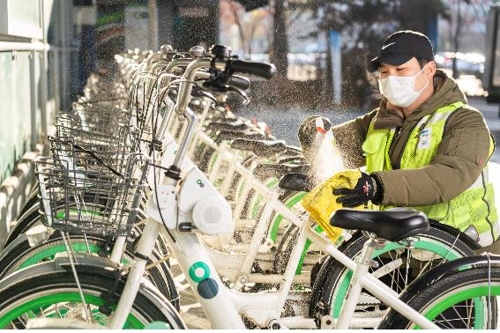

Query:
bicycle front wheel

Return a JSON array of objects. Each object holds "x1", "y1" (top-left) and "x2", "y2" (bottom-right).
[
  {"x1": 0, "y1": 264, "x2": 185, "y2": 329},
  {"x1": 0, "y1": 232, "x2": 180, "y2": 310},
  {"x1": 379, "y1": 267, "x2": 500, "y2": 329}
]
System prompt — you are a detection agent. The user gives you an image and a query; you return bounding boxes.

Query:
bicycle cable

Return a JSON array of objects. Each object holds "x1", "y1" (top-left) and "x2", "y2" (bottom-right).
[{"x1": 72, "y1": 143, "x2": 124, "y2": 178}]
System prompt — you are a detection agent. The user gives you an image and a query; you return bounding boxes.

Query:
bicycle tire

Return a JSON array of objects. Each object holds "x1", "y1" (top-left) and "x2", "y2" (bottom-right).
[
  {"x1": 4, "y1": 202, "x2": 43, "y2": 247},
  {"x1": 272, "y1": 223, "x2": 298, "y2": 274},
  {"x1": 225, "y1": 154, "x2": 258, "y2": 204},
  {"x1": 310, "y1": 225, "x2": 476, "y2": 328},
  {"x1": 379, "y1": 266, "x2": 500, "y2": 329},
  {"x1": 272, "y1": 223, "x2": 328, "y2": 281},
  {"x1": 16, "y1": 182, "x2": 39, "y2": 218},
  {"x1": 4, "y1": 197, "x2": 148, "y2": 248},
  {"x1": 5, "y1": 199, "x2": 102, "y2": 247},
  {"x1": 0, "y1": 232, "x2": 180, "y2": 310},
  {"x1": 0, "y1": 262, "x2": 186, "y2": 329}
]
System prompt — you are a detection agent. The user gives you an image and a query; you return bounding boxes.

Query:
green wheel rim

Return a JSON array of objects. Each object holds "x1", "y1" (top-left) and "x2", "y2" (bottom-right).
[
  {"x1": 269, "y1": 191, "x2": 306, "y2": 241},
  {"x1": 19, "y1": 243, "x2": 104, "y2": 269},
  {"x1": 0, "y1": 293, "x2": 142, "y2": 328},
  {"x1": 417, "y1": 285, "x2": 500, "y2": 329},
  {"x1": 16, "y1": 242, "x2": 128, "y2": 271},
  {"x1": 249, "y1": 177, "x2": 279, "y2": 219},
  {"x1": 268, "y1": 191, "x2": 311, "y2": 275}
]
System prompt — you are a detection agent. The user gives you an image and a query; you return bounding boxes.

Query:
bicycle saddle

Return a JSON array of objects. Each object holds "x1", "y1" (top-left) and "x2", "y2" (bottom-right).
[
  {"x1": 277, "y1": 155, "x2": 307, "y2": 165},
  {"x1": 214, "y1": 129, "x2": 266, "y2": 143},
  {"x1": 278, "y1": 172, "x2": 314, "y2": 192},
  {"x1": 330, "y1": 208, "x2": 429, "y2": 242},
  {"x1": 230, "y1": 139, "x2": 287, "y2": 157},
  {"x1": 205, "y1": 119, "x2": 248, "y2": 132},
  {"x1": 252, "y1": 164, "x2": 310, "y2": 182}
]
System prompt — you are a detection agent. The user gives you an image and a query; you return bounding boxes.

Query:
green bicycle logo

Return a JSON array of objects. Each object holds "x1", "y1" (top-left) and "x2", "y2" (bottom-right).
[{"x1": 188, "y1": 261, "x2": 218, "y2": 299}]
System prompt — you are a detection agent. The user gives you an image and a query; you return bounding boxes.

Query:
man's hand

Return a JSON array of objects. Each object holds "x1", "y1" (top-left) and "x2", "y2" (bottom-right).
[{"x1": 333, "y1": 172, "x2": 381, "y2": 207}]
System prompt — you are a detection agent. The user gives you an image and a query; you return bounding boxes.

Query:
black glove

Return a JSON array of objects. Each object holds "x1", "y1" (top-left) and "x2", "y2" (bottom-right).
[{"x1": 333, "y1": 172, "x2": 382, "y2": 207}]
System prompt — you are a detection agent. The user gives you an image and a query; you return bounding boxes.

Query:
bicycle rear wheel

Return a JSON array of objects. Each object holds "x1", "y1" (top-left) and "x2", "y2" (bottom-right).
[
  {"x1": 4, "y1": 202, "x2": 43, "y2": 247},
  {"x1": 16, "y1": 182, "x2": 39, "y2": 219},
  {"x1": 310, "y1": 225, "x2": 476, "y2": 328},
  {"x1": 379, "y1": 266, "x2": 500, "y2": 329}
]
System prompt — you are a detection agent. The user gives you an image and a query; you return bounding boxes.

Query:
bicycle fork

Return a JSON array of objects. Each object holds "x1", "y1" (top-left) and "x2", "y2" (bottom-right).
[{"x1": 108, "y1": 217, "x2": 163, "y2": 329}]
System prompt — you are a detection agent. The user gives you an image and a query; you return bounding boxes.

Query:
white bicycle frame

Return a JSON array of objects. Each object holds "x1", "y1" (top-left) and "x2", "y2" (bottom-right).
[
  {"x1": 138, "y1": 79, "x2": 318, "y2": 289},
  {"x1": 107, "y1": 57, "x2": 440, "y2": 330}
]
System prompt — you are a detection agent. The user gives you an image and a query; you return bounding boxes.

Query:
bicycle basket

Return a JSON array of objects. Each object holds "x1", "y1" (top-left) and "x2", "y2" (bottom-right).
[
  {"x1": 34, "y1": 153, "x2": 150, "y2": 237},
  {"x1": 55, "y1": 115, "x2": 141, "y2": 154},
  {"x1": 48, "y1": 135, "x2": 140, "y2": 179}
]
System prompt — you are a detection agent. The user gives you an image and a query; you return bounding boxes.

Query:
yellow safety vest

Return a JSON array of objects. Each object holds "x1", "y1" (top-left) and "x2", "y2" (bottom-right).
[{"x1": 362, "y1": 101, "x2": 498, "y2": 240}]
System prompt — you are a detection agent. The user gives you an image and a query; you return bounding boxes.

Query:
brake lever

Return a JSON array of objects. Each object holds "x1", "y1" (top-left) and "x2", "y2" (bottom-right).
[
  {"x1": 191, "y1": 86, "x2": 217, "y2": 104},
  {"x1": 226, "y1": 86, "x2": 250, "y2": 106}
]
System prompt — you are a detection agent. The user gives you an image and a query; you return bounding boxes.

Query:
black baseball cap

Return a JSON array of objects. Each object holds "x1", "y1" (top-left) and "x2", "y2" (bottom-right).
[{"x1": 368, "y1": 30, "x2": 434, "y2": 72}]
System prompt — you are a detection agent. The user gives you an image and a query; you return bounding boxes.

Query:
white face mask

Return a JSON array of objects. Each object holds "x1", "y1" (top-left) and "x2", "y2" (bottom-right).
[{"x1": 378, "y1": 67, "x2": 429, "y2": 107}]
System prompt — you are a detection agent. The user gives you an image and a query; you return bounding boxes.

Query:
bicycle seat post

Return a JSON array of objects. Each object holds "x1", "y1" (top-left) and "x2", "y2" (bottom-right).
[{"x1": 335, "y1": 232, "x2": 385, "y2": 329}]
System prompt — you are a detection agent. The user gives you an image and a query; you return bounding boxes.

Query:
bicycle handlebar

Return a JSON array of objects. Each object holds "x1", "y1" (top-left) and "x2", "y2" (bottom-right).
[
  {"x1": 175, "y1": 57, "x2": 275, "y2": 116},
  {"x1": 227, "y1": 60, "x2": 276, "y2": 80}
]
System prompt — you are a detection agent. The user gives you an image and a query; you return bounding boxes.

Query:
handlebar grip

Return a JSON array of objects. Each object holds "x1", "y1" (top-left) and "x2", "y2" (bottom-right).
[
  {"x1": 229, "y1": 60, "x2": 276, "y2": 80},
  {"x1": 227, "y1": 75, "x2": 251, "y2": 90}
]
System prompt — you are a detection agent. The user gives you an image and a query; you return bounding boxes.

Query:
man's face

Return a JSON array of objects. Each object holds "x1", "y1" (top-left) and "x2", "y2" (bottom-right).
[{"x1": 378, "y1": 57, "x2": 432, "y2": 92}]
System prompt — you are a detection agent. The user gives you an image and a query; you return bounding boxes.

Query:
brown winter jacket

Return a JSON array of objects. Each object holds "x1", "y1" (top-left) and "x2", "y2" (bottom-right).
[{"x1": 331, "y1": 70, "x2": 495, "y2": 207}]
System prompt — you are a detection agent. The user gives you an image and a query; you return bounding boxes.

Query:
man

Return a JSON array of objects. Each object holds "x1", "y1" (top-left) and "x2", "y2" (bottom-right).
[{"x1": 298, "y1": 30, "x2": 499, "y2": 248}]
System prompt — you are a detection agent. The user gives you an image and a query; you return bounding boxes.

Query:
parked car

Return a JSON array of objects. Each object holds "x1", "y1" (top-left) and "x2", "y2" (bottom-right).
[
  {"x1": 436, "y1": 52, "x2": 486, "y2": 97},
  {"x1": 455, "y1": 74, "x2": 486, "y2": 97}
]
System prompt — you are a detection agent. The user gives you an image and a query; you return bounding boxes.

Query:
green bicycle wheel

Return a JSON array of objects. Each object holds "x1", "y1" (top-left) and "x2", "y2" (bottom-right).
[
  {"x1": 310, "y1": 226, "x2": 476, "y2": 328},
  {"x1": 0, "y1": 263, "x2": 185, "y2": 329},
  {"x1": 0, "y1": 232, "x2": 179, "y2": 310},
  {"x1": 379, "y1": 266, "x2": 500, "y2": 329}
]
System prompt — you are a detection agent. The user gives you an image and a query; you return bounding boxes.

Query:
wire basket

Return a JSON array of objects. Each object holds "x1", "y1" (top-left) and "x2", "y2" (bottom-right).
[
  {"x1": 69, "y1": 95, "x2": 148, "y2": 141},
  {"x1": 55, "y1": 113, "x2": 141, "y2": 153},
  {"x1": 48, "y1": 135, "x2": 141, "y2": 177},
  {"x1": 34, "y1": 152, "x2": 150, "y2": 237}
]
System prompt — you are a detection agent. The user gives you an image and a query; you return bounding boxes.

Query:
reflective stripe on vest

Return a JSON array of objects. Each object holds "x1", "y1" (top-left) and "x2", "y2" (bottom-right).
[{"x1": 363, "y1": 101, "x2": 498, "y2": 241}]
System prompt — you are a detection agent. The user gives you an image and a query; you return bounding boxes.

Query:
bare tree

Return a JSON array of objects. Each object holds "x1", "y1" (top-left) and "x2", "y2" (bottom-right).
[{"x1": 269, "y1": 0, "x2": 289, "y2": 77}]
